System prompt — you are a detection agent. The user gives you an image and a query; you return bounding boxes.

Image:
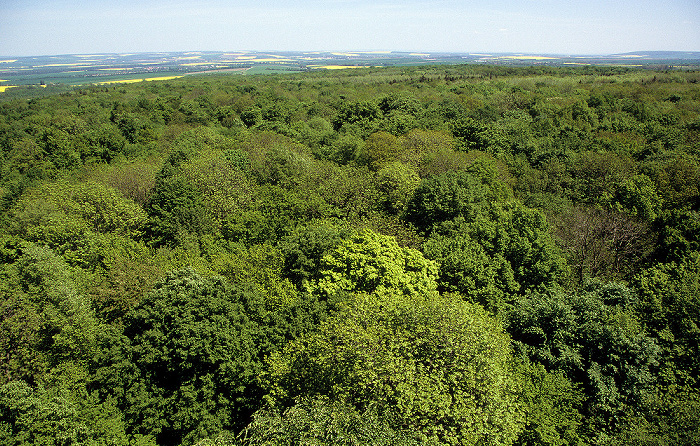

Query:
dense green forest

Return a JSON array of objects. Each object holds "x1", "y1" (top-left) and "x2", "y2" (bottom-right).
[{"x1": 1, "y1": 64, "x2": 699, "y2": 445}]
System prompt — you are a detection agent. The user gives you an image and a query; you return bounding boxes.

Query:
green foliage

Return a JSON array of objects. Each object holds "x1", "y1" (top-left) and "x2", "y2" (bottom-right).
[
  {"x1": 314, "y1": 163, "x2": 380, "y2": 220},
  {"x1": 8, "y1": 180, "x2": 150, "y2": 295},
  {"x1": 99, "y1": 268, "x2": 334, "y2": 445},
  {"x1": 220, "y1": 183, "x2": 333, "y2": 245},
  {"x1": 375, "y1": 161, "x2": 421, "y2": 215},
  {"x1": 610, "y1": 174, "x2": 662, "y2": 222},
  {"x1": 404, "y1": 159, "x2": 513, "y2": 233},
  {"x1": 641, "y1": 150, "x2": 700, "y2": 211},
  {"x1": 207, "y1": 241, "x2": 297, "y2": 306},
  {"x1": 94, "y1": 159, "x2": 160, "y2": 206},
  {"x1": 145, "y1": 168, "x2": 213, "y2": 246},
  {"x1": 328, "y1": 133, "x2": 364, "y2": 164},
  {"x1": 507, "y1": 281, "x2": 661, "y2": 439},
  {"x1": 108, "y1": 269, "x2": 266, "y2": 444},
  {"x1": 13, "y1": 180, "x2": 147, "y2": 240},
  {"x1": 632, "y1": 252, "x2": 700, "y2": 386},
  {"x1": 0, "y1": 372, "x2": 136, "y2": 446},
  {"x1": 311, "y1": 228, "x2": 438, "y2": 298},
  {"x1": 357, "y1": 131, "x2": 401, "y2": 169},
  {"x1": 1, "y1": 63, "x2": 700, "y2": 445},
  {"x1": 240, "y1": 107, "x2": 262, "y2": 128},
  {"x1": 450, "y1": 117, "x2": 490, "y2": 151},
  {"x1": 421, "y1": 198, "x2": 566, "y2": 311},
  {"x1": 279, "y1": 220, "x2": 350, "y2": 289},
  {"x1": 610, "y1": 387, "x2": 700, "y2": 446},
  {"x1": 332, "y1": 100, "x2": 381, "y2": 133},
  {"x1": 243, "y1": 134, "x2": 315, "y2": 187},
  {"x1": 237, "y1": 396, "x2": 420, "y2": 446},
  {"x1": 265, "y1": 291, "x2": 523, "y2": 446},
  {"x1": 423, "y1": 220, "x2": 519, "y2": 311},
  {"x1": 87, "y1": 236, "x2": 162, "y2": 324},
  {"x1": 514, "y1": 361, "x2": 584, "y2": 446},
  {"x1": 0, "y1": 242, "x2": 98, "y2": 383},
  {"x1": 145, "y1": 133, "x2": 247, "y2": 247},
  {"x1": 112, "y1": 110, "x2": 159, "y2": 144},
  {"x1": 652, "y1": 209, "x2": 700, "y2": 263},
  {"x1": 568, "y1": 151, "x2": 635, "y2": 204}
]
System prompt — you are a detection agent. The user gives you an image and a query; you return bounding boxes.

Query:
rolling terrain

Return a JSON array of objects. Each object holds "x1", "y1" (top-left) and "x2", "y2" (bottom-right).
[{"x1": 1, "y1": 50, "x2": 698, "y2": 95}]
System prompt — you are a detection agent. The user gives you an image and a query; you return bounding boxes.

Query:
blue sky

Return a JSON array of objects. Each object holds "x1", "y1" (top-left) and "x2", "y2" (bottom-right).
[{"x1": 1, "y1": 0, "x2": 698, "y2": 56}]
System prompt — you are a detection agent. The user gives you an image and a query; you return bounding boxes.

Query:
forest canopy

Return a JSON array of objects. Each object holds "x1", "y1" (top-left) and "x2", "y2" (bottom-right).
[{"x1": 1, "y1": 64, "x2": 699, "y2": 445}]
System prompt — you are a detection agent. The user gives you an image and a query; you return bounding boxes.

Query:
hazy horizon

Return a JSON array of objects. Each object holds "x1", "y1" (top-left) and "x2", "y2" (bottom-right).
[{"x1": 2, "y1": 0, "x2": 698, "y2": 58}]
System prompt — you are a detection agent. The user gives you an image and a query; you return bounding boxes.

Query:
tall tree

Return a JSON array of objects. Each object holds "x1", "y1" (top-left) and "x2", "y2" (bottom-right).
[{"x1": 264, "y1": 291, "x2": 524, "y2": 446}]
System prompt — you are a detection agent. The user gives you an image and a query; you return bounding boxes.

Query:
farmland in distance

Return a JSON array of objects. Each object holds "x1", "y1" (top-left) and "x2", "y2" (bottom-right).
[{"x1": 1, "y1": 50, "x2": 699, "y2": 97}]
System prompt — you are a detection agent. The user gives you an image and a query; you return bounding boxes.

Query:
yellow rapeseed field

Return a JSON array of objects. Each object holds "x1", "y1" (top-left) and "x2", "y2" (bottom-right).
[
  {"x1": 309, "y1": 65, "x2": 369, "y2": 70},
  {"x1": 230, "y1": 57, "x2": 294, "y2": 62},
  {"x1": 500, "y1": 56, "x2": 556, "y2": 60},
  {"x1": 42, "y1": 62, "x2": 96, "y2": 66},
  {"x1": 0, "y1": 86, "x2": 17, "y2": 93},
  {"x1": 96, "y1": 76, "x2": 183, "y2": 85}
]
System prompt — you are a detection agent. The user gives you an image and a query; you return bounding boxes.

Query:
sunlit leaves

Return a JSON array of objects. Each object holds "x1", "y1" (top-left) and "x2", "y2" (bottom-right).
[
  {"x1": 311, "y1": 228, "x2": 438, "y2": 298},
  {"x1": 265, "y1": 291, "x2": 523, "y2": 446}
]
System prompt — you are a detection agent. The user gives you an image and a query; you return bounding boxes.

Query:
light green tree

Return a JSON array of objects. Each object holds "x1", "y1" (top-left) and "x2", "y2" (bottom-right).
[
  {"x1": 310, "y1": 228, "x2": 438, "y2": 298},
  {"x1": 264, "y1": 291, "x2": 524, "y2": 446}
]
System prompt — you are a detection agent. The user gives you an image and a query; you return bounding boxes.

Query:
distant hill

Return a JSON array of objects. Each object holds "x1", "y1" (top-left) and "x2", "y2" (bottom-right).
[
  {"x1": 611, "y1": 51, "x2": 700, "y2": 59},
  {"x1": 2, "y1": 50, "x2": 699, "y2": 92}
]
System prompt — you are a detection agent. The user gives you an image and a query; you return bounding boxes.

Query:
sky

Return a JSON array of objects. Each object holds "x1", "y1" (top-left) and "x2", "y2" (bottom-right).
[{"x1": 1, "y1": 0, "x2": 698, "y2": 57}]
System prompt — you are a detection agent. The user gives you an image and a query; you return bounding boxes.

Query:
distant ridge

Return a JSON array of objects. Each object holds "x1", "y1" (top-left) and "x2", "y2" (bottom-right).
[
  {"x1": 2, "y1": 50, "x2": 700, "y2": 91},
  {"x1": 610, "y1": 51, "x2": 700, "y2": 59}
]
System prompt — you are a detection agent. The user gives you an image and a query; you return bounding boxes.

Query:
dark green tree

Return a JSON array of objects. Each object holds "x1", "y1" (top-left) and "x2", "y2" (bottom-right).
[
  {"x1": 632, "y1": 252, "x2": 700, "y2": 387},
  {"x1": 507, "y1": 281, "x2": 661, "y2": 441},
  {"x1": 423, "y1": 201, "x2": 566, "y2": 312},
  {"x1": 404, "y1": 159, "x2": 512, "y2": 233},
  {"x1": 332, "y1": 100, "x2": 381, "y2": 132},
  {"x1": 104, "y1": 269, "x2": 265, "y2": 445},
  {"x1": 145, "y1": 147, "x2": 215, "y2": 247},
  {"x1": 279, "y1": 220, "x2": 349, "y2": 290},
  {"x1": 96, "y1": 268, "x2": 332, "y2": 446}
]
